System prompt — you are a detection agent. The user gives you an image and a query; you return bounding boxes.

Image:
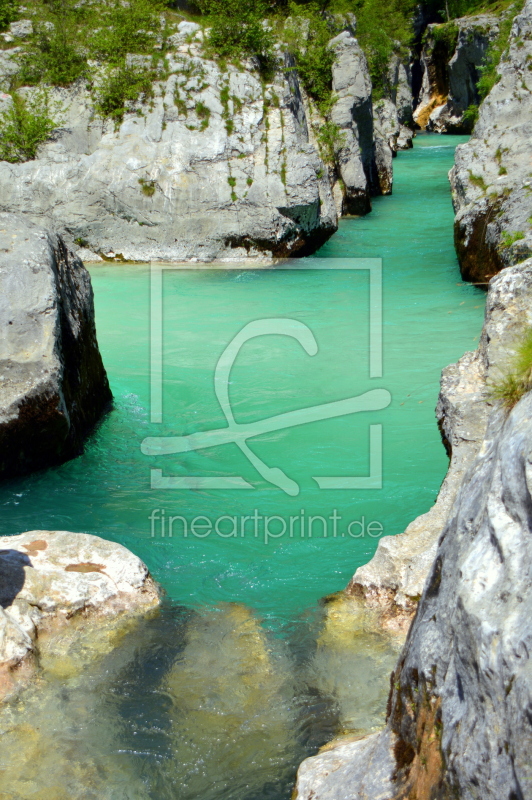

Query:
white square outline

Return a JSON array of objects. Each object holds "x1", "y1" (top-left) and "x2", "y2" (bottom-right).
[{"x1": 147, "y1": 259, "x2": 384, "y2": 491}]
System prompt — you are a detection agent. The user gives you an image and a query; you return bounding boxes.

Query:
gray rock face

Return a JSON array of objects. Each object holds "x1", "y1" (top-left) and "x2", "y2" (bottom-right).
[
  {"x1": 297, "y1": 257, "x2": 532, "y2": 799},
  {"x1": 414, "y1": 15, "x2": 497, "y2": 133},
  {"x1": 451, "y1": 0, "x2": 532, "y2": 283},
  {"x1": 0, "y1": 23, "x2": 398, "y2": 255},
  {"x1": 330, "y1": 30, "x2": 377, "y2": 213},
  {"x1": 294, "y1": 729, "x2": 396, "y2": 800},
  {"x1": 0, "y1": 212, "x2": 112, "y2": 478},
  {"x1": 0, "y1": 529, "x2": 159, "y2": 698}
]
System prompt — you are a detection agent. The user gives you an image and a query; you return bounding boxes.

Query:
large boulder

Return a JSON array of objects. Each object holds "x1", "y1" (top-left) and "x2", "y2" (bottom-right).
[
  {"x1": 451, "y1": 0, "x2": 532, "y2": 282},
  {"x1": 0, "y1": 529, "x2": 159, "y2": 698},
  {"x1": 0, "y1": 213, "x2": 112, "y2": 478}
]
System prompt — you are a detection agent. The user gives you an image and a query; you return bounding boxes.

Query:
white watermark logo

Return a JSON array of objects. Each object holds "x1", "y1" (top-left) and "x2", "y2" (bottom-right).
[
  {"x1": 141, "y1": 259, "x2": 388, "y2": 495},
  {"x1": 148, "y1": 508, "x2": 384, "y2": 543}
]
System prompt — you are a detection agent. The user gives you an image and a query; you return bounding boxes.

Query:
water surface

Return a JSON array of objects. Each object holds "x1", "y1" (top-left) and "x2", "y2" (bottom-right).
[{"x1": 0, "y1": 134, "x2": 485, "y2": 799}]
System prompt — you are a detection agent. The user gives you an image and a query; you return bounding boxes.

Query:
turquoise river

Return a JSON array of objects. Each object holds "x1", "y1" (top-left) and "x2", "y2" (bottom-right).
[{"x1": 0, "y1": 135, "x2": 485, "y2": 800}]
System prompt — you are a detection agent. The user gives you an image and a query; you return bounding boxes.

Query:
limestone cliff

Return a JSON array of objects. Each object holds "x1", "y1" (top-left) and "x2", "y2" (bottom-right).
[
  {"x1": 414, "y1": 15, "x2": 498, "y2": 133},
  {"x1": 0, "y1": 20, "x2": 411, "y2": 261},
  {"x1": 0, "y1": 212, "x2": 112, "y2": 478},
  {"x1": 451, "y1": 0, "x2": 532, "y2": 283}
]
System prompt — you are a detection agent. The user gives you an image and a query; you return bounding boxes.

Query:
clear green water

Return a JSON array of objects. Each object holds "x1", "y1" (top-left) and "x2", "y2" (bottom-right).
[{"x1": 0, "y1": 134, "x2": 485, "y2": 799}]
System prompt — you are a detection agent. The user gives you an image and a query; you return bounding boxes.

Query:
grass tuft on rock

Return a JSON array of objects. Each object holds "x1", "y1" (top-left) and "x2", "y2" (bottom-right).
[{"x1": 491, "y1": 327, "x2": 532, "y2": 408}]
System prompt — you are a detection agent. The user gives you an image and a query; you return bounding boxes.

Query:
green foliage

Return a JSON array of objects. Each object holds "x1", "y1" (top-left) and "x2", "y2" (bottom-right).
[
  {"x1": 138, "y1": 177, "x2": 156, "y2": 196},
  {"x1": 195, "y1": 100, "x2": 211, "y2": 129},
  {"x1": 478, "y1": 0, "x2": 526, "y2": 100},
  {"x1": 468, "y1": 170, "x2": 488, "y2": 191},
  {"x1": 17, "y1": 0, "x2": 89, "y2": 87},
  {"x1": 197, "y1": 0, "x2": 274, "y2": 67},
  {"x1": 354, "y1": 0, "x2": 414, "y2": 98},
  {"x1": 500, "y1": 230, "x2": 525, "y2": 247},
  {"x1": 89, "y1": 0, "x2": 165, "y2": 64},
  {"x1": 284, "y1": 3, "x2": 335, "y2": 112},
  {"x1": 227, "y1": 175, "x2": 236, "y2": 187},
  {"x1": 430, "y1": 22, "x2": 459, "y2": 53},
  {"x1": 491, "y1": 326, "x2": 532, "y2": 409},
  {"x1": 0, "y1": 0, "x2": 17, "y2": 32},
  {"x1": 173, "y1": 86, "x2": 188, "y2": 115},
  {"x1": 0, "y1": 90, "x2": 60, "y2": 162},
  {"x1": 462, "y1": 103, "x2": 479, "y2": 128},
  {"x1": 18, "y1": 26, "x2": 88, "y2": 87},
  {"x1": 94, "y1": 63, "x2": 154, "y2": 125},
  {"x1": 317, "y1": 121, "x2": 346, "y2": 164}
]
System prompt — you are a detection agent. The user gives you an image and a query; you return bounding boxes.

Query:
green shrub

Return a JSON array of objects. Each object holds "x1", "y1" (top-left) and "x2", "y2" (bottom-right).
[
  {"x1": 478, "y1": 0, "x2": 526, "y2": 100},
  {"x1": 195, "y1": 100, "x2": 211, "y2": 129},
  {"x1": 89, "y1": 0, "x2": 166, "y2": 64},
  {"x1": 0, "y1": 0, "x2": 17, "y2": 32},
  {"x1": 500, "y1": 230, "x2": 525, "y2": 247},
  {"x1": 354, "y1": 0, "x2": 413, "y2": 98},
  {"x1": 138, "y1": 177, "x2": 156, "y2": 196},
  {"x1": 462, "y1": 103, "x2": 479, "y2": 129},
  {"x1": 18, "y1": 22, "x2": 88, "y2": 87},
  {"x1": 0, "y1": 91, "x2": 60, "y2": 162},
  {"x1": 468, "y1": 170, "x2": 488, "y2": 192},
  {"x1": 317, "y1": 121, "x2": 346, "y2": 164},
  {"x1": 284, "y1": 3, "x2": 335, "y2": 112},
  {"x1": 491, "y1": 326, "x2": 532, "y2": 409},
  {"x1": 431, "y1": 22, "x2": 459, "y2": 53},
  {"x1": 197, "y1": 0, "x2": 274, "y2": 67},
  {"x1": 95, "y1": 63, "x2": 154, "y2": 125}
]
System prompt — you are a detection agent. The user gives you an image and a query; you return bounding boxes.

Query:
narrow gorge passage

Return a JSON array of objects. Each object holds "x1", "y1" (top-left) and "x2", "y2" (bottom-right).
[{"x1": 0, "y1": 135, "x2": 485, "y2": 800}]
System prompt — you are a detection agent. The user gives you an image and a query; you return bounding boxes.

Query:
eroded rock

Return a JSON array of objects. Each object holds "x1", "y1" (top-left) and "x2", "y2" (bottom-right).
[
  {"x1": 298, "y1": 257, "x2": 532, "y2": 799},
  {"x1": 451, "y1": 1, "x2": 532, "y2": 282},
  {"x1": 0, "y1": 529, "x2": 159, "y2": 698},
  {"x1": 0, "y1": 213, "x2": 112, "y2": 478}
]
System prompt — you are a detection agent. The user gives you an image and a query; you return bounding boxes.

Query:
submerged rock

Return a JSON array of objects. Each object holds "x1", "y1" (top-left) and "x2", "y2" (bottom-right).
[
  {"x1": 161, "y1": 603, "x2": 297, "y2": 798},
  {"x1": 451, "y1": 0, "x2": 532, "y2": 282},
  {"x1": 306, "y1": 594, "x2": 402, "y2": 735},
  {"x1": 0, "y1": 213, "x2": 112, "y2": 478},
  {"x1": 0, "y1": 529, "x2": 159, "y2": 697}
]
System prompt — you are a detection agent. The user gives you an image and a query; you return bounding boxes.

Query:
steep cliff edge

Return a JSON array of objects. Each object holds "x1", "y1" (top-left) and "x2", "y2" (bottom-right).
[
  {"x1": 0, "y1": 212, "x2": 112, "y2": 478},
  {"x1": 451, "y1": 0, "x2": 532, "y2": 283},
  {"x1": 0, "y1": 16, "x2": 410, "y2": 261},
  {"x1": 295, "y1": 256, "x2": 532, "y2": 799},
  {"x1": 414, "y1": 15, "x2": 498, "y2": 133}
]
